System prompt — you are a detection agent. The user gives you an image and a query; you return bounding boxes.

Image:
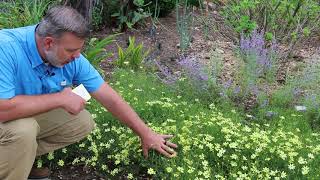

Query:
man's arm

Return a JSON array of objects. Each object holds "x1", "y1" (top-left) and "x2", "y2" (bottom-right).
[
  {"x1": 91, "y1": 83, "x2": 178, "y2": 158},
  {"x1": 0, "y1": 88, "x2": 86, "y2": 122}
]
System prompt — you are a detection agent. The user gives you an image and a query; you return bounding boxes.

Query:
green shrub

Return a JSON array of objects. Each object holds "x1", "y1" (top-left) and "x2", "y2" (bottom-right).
[
  {"x1": 142, "y1": 0, "x2": 203, "y2": 18},
  {"x1": 90, "y1": 1, "x2": 120, "y2": 30},
  {"x1": 221, "y1": 0, "x2": 320, "y2": 44},
  {"x1": 144, "y1": 0, "x2": 175, "y2": 17},
  {"x1": 111, "y1": 0, "x2": 151, "y2": 31}
]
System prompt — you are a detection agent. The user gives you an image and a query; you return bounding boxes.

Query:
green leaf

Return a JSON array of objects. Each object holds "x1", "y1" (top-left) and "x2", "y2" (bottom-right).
[{"x1": 303, "y1": 27, "x2": 311, "y2": 37}]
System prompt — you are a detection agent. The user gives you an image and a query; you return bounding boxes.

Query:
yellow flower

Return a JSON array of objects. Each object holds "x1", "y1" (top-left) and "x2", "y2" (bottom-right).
[
  {"x1": 58, "y1": 160, "x2": 64, "y2": 167},
  {"x1": 47, "y1": 152, "x2": 54, "y2": 160},
  {"x1": 280, "y1": 171, "x2": 287, "y2": 178},
  {"x1": 230, "y1": 161, "x2": 237, "y2": 167},
  {"x1": 308, "y1": 153, "x2": 314, "y2": 159},
  {"x1": 202, "y1": 160, "x2": 208, "y2": 167},
  {"x1": 177, "y1": 167, "x2": 184, "y2": 173},
  {"x1": 302, "y1": 166, "x2": 309, "y2": 175},
  {"x1": 127, "y1": 173, "x2": 134, "y2": 179},
  {"x1": 288, "y1": 164, "x2": 295, "y2": 170},
  {"x1": 36, "y1": 159, "x2": 43, "y2": 168},
  {"x1": 147, "y1": 168, "x2": 156, "y2": 175},
  {"x1": 298, "y1": 157, "x2": 306, "y2": 164},
  {"x1": 166, "y1": 167, "x2": 173, "y2": 173},
  {"x1": 231, "y1": 154, "x2": 238, "y2": 160},
  {"x1": 72, "y1": 158, "x2": 80, "y2": 165}
]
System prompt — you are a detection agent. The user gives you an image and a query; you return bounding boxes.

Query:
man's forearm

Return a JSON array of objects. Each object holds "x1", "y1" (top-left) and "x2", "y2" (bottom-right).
[
  {"x1": 0, "y1": 93, "x2": 62, "y2": 122},
  {"x1": 105, "y1": 98, "x2": 153, "y2": 138},
  {"x1": 92, "y1": 83, "x2": 153, "y2": 138}
]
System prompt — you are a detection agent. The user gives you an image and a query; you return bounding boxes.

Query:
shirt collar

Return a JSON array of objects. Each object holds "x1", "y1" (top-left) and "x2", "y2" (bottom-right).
[{"x1": 26, "y1": 24, "x2": 44, "y2": 68}]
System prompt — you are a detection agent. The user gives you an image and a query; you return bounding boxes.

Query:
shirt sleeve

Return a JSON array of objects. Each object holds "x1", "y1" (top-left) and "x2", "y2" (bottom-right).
[
  {"x1": 0, "y1": 44, "x2": 16, "y2": 99},
  {"x1": 72, "y1": 54, "x2": 104, "y2": 93}
]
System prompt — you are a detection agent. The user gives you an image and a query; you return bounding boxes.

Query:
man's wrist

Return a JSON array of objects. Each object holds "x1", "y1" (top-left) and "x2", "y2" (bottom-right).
[
  {"x1": 53, "y1": 92, "x2": 65, "y2": 109},
  {"x1": 138, "y1": 126, "x2": 154, "y2": 139}
]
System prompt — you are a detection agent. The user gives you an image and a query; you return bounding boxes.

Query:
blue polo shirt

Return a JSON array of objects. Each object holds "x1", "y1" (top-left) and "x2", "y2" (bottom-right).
[{"x1": 0, "y1": 25, "x2": 104, "y2": 99}]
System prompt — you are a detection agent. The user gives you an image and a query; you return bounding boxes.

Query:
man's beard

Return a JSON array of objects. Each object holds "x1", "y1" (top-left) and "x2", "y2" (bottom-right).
[{"x1": 43, "y1": 47, "x2": 63, "y2": 68}]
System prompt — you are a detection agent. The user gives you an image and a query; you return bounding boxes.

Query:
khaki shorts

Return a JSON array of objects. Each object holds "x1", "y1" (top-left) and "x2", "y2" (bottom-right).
[{"x1": 0, "y1": 108, "x2": 95, "y2": 180}]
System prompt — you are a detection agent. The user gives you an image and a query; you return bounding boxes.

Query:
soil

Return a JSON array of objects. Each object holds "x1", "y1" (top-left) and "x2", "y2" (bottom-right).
[
  {"x1": 50, "y1": 165, "x2": 104, "y2": 180},
  {"x1": 98, "y1": 7, "x2": 239, "y2": 82},
  {"x1": 51, "y1": 4, "x2": 319, "y2": 180}
]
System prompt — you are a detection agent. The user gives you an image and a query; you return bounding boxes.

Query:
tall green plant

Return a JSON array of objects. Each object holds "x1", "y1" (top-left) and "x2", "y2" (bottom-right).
[
  {"x1": 83, "y1": 34, "x2": 118, "y2": 76},
  {"x1": 115, "y1": 36, "x2": 149, "y2": 70},
  {"x1": 0, "y1": 0, "x2": 52, "y2": 28},
  {"x1": 176, "y1": 0, "x2": 194, "y2": 51}
]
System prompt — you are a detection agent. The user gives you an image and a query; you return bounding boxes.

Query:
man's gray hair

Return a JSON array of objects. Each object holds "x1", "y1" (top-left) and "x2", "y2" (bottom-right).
[{"x1": 36, "y1": 6, "x2": 90, "y2": 39}]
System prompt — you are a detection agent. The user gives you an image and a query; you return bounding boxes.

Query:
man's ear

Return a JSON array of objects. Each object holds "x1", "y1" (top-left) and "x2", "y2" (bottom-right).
[{"x1": 43, "y1": 36, "x2": 54, "y2": 50}]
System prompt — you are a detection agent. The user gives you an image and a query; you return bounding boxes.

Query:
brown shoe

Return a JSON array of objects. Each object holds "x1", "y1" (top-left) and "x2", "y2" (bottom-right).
[{"x1": 28, "y1": 167, "x2": 50, "y2": 179}]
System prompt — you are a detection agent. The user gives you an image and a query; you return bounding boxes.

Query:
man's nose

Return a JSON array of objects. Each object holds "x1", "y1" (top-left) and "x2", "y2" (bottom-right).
[{"x1": 72, "y1": 51, "x2": 81, "y2": 59}]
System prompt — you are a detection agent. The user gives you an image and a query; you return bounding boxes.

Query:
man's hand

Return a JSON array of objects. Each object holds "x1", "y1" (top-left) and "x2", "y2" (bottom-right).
[
  {"x1": 91, "y1": 83, "x2": 178, "y2": 158},
  {"x1": 59, "y1": 87, "x2": 86, "y2": 115},
  {"x1": 141, "y1": 131, "x2": 178, "y2": 158}
]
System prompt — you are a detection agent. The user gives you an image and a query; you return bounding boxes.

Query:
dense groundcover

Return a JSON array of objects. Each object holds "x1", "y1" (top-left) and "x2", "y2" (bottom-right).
[{"x1": 40, "y1": 70, "x2": 320, "y2": 179}]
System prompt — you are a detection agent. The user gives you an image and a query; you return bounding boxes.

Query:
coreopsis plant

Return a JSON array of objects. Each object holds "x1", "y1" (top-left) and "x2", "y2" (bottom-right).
[{"x1": 40, "y1": 70, "x2": 320, "y2": 179}]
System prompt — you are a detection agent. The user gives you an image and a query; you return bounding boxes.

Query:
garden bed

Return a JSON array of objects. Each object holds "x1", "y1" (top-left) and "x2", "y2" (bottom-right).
[{"x1": 49, "y1": 5, "x2": 320, "y2": 180}]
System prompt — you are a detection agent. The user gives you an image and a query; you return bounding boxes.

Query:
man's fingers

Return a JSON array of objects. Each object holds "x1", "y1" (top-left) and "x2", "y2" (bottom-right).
[
  {"x1": 165, "y1": 141, "x2": 178, "y2": 148},
  {"x1": 161, "y1": 134, "x2": 174, "y2": 139},
  {"x1": 142, "y1": 146, "x2": 148, "y2": 158},
  {"x1": 161, "y1": 144, "x2": 176, "y2": 154},
  {"x1": 157, "y1": 147, "x2": 173, "y2": 158}
]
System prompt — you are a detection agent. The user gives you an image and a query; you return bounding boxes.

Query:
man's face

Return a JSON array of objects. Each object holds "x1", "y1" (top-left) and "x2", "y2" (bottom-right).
[{"x1": 44, "y1": 32, "x2": 85, "y2": 67}]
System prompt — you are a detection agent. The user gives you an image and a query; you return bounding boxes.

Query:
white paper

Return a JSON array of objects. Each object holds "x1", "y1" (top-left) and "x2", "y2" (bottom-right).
[{"x1": 72, "y1": 84, "x2": 91, "y2": 101}]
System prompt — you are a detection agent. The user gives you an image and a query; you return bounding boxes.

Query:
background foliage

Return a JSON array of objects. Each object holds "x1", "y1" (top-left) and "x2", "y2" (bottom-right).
[{"x1": 221, "y1": 0, "x2": 320, "y2": 56}]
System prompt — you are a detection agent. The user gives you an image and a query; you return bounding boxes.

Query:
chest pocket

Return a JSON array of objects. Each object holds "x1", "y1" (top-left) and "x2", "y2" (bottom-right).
[
  {"x1": 41, "y1": 76, "x2": 72, "y2": 94},
  {"x1": 41, "y1": 77, "x2": 61, "y2": 93}
]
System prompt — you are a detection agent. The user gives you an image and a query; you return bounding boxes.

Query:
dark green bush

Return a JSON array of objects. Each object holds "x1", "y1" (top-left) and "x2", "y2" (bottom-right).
[
  {"x1": 144, "y1": 0, "x2": 203, "y2": 17},
  {"x1": 144, "y1": 0, "x2": 175, "y2": 17},
  {"x1": 221, "y1": 0, "x2": 320, "y2": 44}
]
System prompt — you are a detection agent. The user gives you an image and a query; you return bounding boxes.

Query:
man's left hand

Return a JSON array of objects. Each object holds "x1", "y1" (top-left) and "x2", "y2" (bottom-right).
[{"x1": 141, "y1": 131, "x2": 178, "y2": 158}]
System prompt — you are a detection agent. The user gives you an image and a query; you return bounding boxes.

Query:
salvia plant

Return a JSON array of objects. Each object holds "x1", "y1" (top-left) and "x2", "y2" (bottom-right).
[{"x1": 230, "y1": 29, "x2": 278, "y2": 108}]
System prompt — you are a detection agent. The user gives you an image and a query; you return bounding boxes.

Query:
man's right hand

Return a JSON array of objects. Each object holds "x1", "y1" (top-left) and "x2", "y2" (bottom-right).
[{"x1": 59, "y1": 87, "x2": 86, "y2": 115}]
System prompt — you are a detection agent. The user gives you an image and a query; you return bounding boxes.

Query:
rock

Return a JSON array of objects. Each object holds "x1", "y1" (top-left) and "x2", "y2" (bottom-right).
[
  {"x1": 208, "y1": 2, "x2": 217, "y2": 10},
  {"x1": 216, "y1": 48, "x2": 224, "y2": 54},
  {"x1": 266, "y1": 111, "x2": 278, "y2": 119},
  {"x1": 295, "y1": 105, "x2": 307, "y2": 112}
]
